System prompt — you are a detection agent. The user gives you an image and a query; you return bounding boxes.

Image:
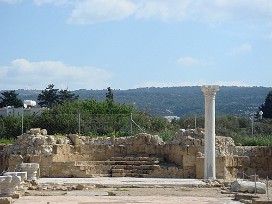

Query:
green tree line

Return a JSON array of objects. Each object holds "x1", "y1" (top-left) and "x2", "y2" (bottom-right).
[{"x1": 1, "y1": 86, "x2": 272, "y2": 146}]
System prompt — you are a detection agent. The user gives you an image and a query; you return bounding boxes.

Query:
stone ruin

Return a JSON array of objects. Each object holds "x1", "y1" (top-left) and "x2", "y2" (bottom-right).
[{"x1": 0, "y1": 128, "x2": 272, "y2": 180}]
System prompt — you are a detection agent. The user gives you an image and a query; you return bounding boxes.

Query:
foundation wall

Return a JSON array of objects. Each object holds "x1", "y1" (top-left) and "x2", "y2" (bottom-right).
[{"x1": 1, "y1": 130, "x2": 272, "y2": 179}]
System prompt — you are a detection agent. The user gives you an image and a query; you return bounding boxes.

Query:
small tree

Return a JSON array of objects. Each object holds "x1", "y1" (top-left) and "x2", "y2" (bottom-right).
[
  {"x1": 106, "y1": 87, "x2": 113, "y2": 101},
  {"x1": 58, "y1": 89, "x2": 78, "y2": 104},
  {"x1": 37, "y1": 84, "x2": 59, "y2": 108},
  {"x1": 0, "y1": 90, "x2": 23, "y2": 108},
  {"x1": 259, "y1": 90, "x2": 272, "y2": 118}
]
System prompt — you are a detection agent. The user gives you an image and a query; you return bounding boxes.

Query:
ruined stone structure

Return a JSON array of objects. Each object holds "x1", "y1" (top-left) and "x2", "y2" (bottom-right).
[{"x1": 0, "y1": 128, "x2": 272, "y2": 179}]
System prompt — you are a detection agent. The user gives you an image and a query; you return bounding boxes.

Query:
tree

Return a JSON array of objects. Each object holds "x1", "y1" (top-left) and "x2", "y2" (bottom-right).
[
  {"x1": 106, "y1": 87, "x2": 113, "y2": 101},
  {"x1": 0, "y1": 90, "x2": 23, "y2": 108},
  {"x1": 58, "y1": 89, "x2": 78, "y2": 104},
  {"x1": 259, "y1": 90, "x2": 272, "y2": 118},
  {"x1": 37, "y1": 84, "x2": 59, "y2": 108}
]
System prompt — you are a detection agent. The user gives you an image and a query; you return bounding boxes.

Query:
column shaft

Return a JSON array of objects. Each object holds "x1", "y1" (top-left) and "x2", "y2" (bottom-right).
[{"x1": 201, "y1": 85, "x2": 219, "y2": 180}]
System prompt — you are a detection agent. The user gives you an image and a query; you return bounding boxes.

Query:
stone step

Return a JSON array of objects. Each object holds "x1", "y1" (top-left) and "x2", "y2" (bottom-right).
[
  {"x1": 75, "y1": 161, "x2": 115, "y2": 166},
  {"x1": 112, "y1": 172, "x2": 150, "y2": 178},
  {"x1": 111, "y1": 167, "x2": 154, "y2": 175},
  {"x1": 110, "y1": 156, "x2": 163, "y2": 163},
  {"x1": 112, "y1": 164, "x2": 160, "y2": 170},
  {"x1": 72, "y1": 156, "x2": 165, "y2": 178}
]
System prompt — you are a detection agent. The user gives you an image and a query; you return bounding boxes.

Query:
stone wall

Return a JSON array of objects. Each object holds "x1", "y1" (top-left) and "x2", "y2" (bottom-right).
[{"x1": 0, "y1": 128, "x2": 271, "y2": 179}]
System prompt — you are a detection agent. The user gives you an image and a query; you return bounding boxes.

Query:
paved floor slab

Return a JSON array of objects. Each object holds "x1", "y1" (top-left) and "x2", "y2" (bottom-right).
[
  {"x1": 38, "y1": 177, "x2": 206, "y2": 188},
  {"x1": 13, "y1": 195, "x2": 241, "y2": 204},
  {"x1": 12, "y1": 178, "x2": 242, "y2": 204}
]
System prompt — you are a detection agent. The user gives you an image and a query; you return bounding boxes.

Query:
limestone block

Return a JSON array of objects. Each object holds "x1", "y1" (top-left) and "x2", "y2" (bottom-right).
[
  {"x1": 169, "y1": 154, "x2": 182, "y2": 165},
  {"x1": 30, "y1": 128, "x2": 41, "y2": 135},
  {"x1": 186, "y1": 146, "x2": 197, "y2": 156},
  {"x1": 252, "y1": 199, "x2": 272, "y2": 204},
  {"x1": 183, "y1": 155, "x2": 196, "y2": 167},
  {"x1": 183, "y1": 166, "x2": 195, "y2": 178},
  {"x1": 237, "y1": 156, "x2": 250, "y2": 167},
  {"x1": 52, "y1": 144, "x2": 71, "y2": 155},
  {"x1": 3, "y1": 172, "x2": 27, "y2": 189},
  {"x1": 137, "y1": 144, "x2": 146, "y2": 154},
  {"x1": 263, "y1": 147, "x2": 272, "y2": 156},
  {"x1": 40, "y1": 129, "x2": 47, "y2": 135},
  {"x1": 113, "y1": 145, "x2": 127, "y2": 156},
  {"x1": 39, "y1": 166, "x2": 51, "y2": 177},
  {"x1": 225, "y1": 156, "x2": 234, "y2": 167},
  {"x1": 50, "y1": 162, "x2": 72, "y2": 177},
  {"x1": 196, "y1": 157, "x2": 204, "y2": 179},
  {"x1": 125, "y1": 145, "x2": 134, "y2": 155},
  {"x1": 0, "y1": 175, "x2": 21, "y2": 196},
  {"x1": 145, "y1": 145, "x2": 156, "y2": 155},
  {"x1": 8, "y1": 155, "x2": 23, "y2": 171},
  {"x1": 0, "y1": 197, "x2": 12, "y2": 204},
  {"x1": 33, "y1": 137, "x2": 46, "y2": 147},
  {"x1": 167, "y1": 167, "x2": 179, "y2": 176},
  {"x1": 155, "y1": 145, "x2": 164, "y2": 155},
  {"x1": 170, "y1": 145, "x2": 182, "y2": 155},
  {"x1": 216, "y1": 157, "x2": 225, "y2": 178},
  {"x1": 175, "y1": 169, "x2": 184, "y2": 177},
  {"x1": 164, "y1": 145, "x2": 172, "y2": 155},
  {"x1": 231, "y1": 180, "x2": 266, "y2": 194},
  {"x1": 19, "y1": 163, "x2": 39, "y2": 180},
  {"x1": 253, "y1": 147, "x2": 265, "y2": 157},
  {"x1": 216, "y1": 157, "x2": 232, "y2": 179},
  {"x1": 250, "y1": 157, "x2": 267, "y2": 168},
  {"x1": 68, "y1": 134, "x2": 82, "y2": 146},
  {"x1": 39, "y1": 155, "x2": 53, "y2": 166}
]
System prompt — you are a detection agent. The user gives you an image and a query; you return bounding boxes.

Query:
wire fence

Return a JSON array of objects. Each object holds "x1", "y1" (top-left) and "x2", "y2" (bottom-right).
[{"x1": 0, "y1": 112, "x2": 149, "y2": 139}]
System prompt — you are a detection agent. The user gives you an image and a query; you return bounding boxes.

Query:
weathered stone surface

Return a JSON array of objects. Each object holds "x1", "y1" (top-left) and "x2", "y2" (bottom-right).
[
  {"x1": 231, "y1": 180, "x2": 266, "y2": 194},
  {"x1": 1, "y1": 128, "x2": 272, "y2": 179},
  {"x1": 0, "y1": 197, "x2": 12, "y2": 204},
  {"x1": 252, "y1": 199, "x2": 272, "y2": 204}
]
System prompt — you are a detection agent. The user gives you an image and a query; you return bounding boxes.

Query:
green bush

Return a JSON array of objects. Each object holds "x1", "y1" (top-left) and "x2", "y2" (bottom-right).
[{"x1": 0, "y1": 138, "x2": 15, "y2": 144}]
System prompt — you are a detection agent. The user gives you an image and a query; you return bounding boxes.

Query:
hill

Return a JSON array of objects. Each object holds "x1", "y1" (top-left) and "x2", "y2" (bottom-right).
[{"x1": 8, "y1": 86, "x2": 272, "y2": 117}]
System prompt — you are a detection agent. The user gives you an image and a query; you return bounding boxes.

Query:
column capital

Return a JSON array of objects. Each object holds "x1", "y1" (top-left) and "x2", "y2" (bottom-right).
[{"x1": 201, "y1": 85, "x2": 219, "y2": 97}]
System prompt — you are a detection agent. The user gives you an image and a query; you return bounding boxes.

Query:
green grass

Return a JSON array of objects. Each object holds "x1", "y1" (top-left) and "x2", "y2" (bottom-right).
[{"x1": 230, "y1": 133, "x2": 272, "y2": 146}]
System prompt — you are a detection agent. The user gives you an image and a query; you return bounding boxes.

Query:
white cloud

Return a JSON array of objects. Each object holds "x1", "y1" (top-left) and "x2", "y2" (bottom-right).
[
  {"x1": 0, "y1": 0, "x2": 21, "y2": 3},
  {"x1": 33, "y1": 0, "x2": 69, "y2": 6},
  {"x1": 0, "y1": 59, "x2": 112, "y2": 90},
  {"x1": 176, "y1": 56, "x2": 213, "y2": 66},
  {"x1": 177, "y1": 57, "x2": 201, "y2": 65},
  {"x1": 189, "y1": 0, "x2": 272, "y2": 24},
  {"x1": 67, "y1": 0, "x2": 137, "y2": 24},
  {"x1": 135, "y1": 0, "x2": 191, "y2": 21},
  {"x1": 25, "y1": 0, "x2": 272, "y2": 24},
  {"x1": 4, "y1": 0, "x2": 272, "y2": 26},
  {"x1": 229, "y1": 43, "x2": 252, "y2": 55},
  {"x1": 266, "y1": 33, "x2": 272, "y2": 40}
]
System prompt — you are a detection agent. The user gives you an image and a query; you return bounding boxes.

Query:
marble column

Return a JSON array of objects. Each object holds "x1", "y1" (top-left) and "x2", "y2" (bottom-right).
[{"x1": 201, "y1": 85, "x2": 219, "y2": 180}]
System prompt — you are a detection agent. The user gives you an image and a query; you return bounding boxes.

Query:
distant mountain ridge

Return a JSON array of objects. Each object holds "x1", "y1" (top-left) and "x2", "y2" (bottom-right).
[{"x1": 6, "y1": 86, "x2": 272, "y2": 117}]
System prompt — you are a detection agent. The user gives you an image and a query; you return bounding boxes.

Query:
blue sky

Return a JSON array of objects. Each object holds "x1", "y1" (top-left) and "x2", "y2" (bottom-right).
[{"x1": 0, "y1": 0, "x2": 272, "y2": 90}]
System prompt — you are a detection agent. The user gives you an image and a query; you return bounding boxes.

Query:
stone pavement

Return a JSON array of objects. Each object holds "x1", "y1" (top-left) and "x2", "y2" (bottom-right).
[
  {"x1": 12, "y1": 178, "x2": 241, "y2": 204},
  {"x1": 38, "y1": 177, "x2": 206, "y2": 188},
  {"x1": 13, "y1": 195, "x2": 241, "y2": 204}
]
